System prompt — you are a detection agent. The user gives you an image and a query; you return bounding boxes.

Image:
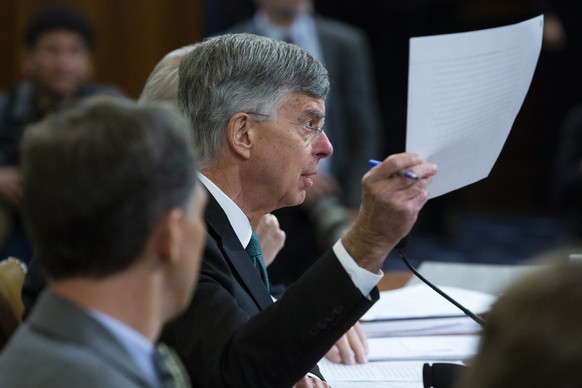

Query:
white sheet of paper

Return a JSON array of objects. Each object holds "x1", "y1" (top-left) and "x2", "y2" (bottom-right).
[
  {"x1": 318, "y1": 360, "x2": 423, "y2": 382},
  {"x1": 406, "y1": 15, "x2": 543, "y2": 198},
  {"x1": 367, "y1": 335, "x2": 480, "y2": 362},
  {"x1": 328, "y1": 384, "x2": 420, "y2": 388},
  {"x1": 360, "y1": 284, "x2": 496, "y2": 321},
  {"x1": 361, "y1": 316, "x2": 482, "y2": 338},
  {"x1": 318, "y1": 359, "x2": 464, "y2": 384}
]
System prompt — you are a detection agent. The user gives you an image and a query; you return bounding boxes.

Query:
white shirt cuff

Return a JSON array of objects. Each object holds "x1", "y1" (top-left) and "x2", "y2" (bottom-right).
[{"x1": 333, "y1": 240, "x2": 383, "y2": 297}]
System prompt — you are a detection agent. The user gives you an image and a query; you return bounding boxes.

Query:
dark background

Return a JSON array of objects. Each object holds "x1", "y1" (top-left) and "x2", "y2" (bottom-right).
[{"x1": 3, "y1": 0, "x2": 581, "y2": 264}]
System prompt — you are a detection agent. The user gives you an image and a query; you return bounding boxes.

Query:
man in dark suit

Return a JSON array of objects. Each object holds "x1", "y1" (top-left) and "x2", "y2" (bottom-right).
[
  {"x1": 160, "y1": 33, "x2": 437, "y2": 387},
  {"x1": 0, "y1": 96, "x2": 207, "y2": 387},
  {"x1": 226, "y1": 0, "x2": 384, "y2": 289}
]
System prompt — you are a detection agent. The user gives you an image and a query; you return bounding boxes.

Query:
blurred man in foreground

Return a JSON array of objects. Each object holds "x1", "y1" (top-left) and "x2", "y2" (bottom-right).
[{"x1": 0, "y1": 96, "x2": 206, "y2": 387}]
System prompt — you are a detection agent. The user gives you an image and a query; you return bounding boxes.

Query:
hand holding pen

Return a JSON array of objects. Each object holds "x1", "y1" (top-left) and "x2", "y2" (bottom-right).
[
  {"x1": 368, "y1": 159, "x2": 420, "y2": 180},
  {"x1": 340, "y1": 153, "x2": 438, "y2": 273}
]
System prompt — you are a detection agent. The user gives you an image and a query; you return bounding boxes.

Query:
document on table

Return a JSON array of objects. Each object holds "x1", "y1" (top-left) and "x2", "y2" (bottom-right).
[
  {"x1": 319, "y1": 360, "x2": 423, "y2": 382},
  {"x1": 359, "y1": 284, "x2": 495, "y2": 337},
  {"x1": 367, "y1": 335, "x2": 480, "y2": 362},
  {"x1": 319, "y1": 359, "x2": 464, "y2": 386},
  {"x1": 361, "y1": 316, "x2": 482, "y2": 338},
  {"x1": 406, "y1": 15, "x2": 544, "y2": 198},
  {"x1": 361, "y1": 284, "x2": 496, "y2": 321}
]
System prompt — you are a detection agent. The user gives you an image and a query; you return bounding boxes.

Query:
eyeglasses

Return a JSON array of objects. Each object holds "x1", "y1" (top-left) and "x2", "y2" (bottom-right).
[{"x1": 245, "y1": 111, "x2": 324, "y2": 145}]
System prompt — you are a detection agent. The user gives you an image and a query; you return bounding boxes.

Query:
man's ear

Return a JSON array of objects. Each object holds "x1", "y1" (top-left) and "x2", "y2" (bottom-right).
[
  {"x1": 156, "y1": 209, "x2": 183, "y2": 265},
  {"x1": 226, "y1": 112, "x2": 255, "y2": 160}
]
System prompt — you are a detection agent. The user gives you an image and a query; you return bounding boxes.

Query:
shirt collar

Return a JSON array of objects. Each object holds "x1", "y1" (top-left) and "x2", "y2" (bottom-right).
[
  {"x1": 87, "y1": 309, "x2": 159, "y2": 387},
  {"x1": 197, "y1": 172, "x2": 252, "y2": 247}
]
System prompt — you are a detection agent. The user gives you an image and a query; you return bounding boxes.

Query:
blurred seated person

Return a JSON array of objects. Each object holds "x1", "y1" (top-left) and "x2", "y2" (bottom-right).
[
  {"x1": 552, "y1": 103, "x2": 582, "y2": 241},
  {"x1": 0, "y1": 95, "x2": 205, "y2": 387},
  {"x1": 226, "y1": 0, "x2": 383, "y2": 290},
  {"x1": 455, "y1": 261, "x2": 582, "y2": 388},
  {"x1": 0, "y1": 5, "x2": 122, "y2": 263}
]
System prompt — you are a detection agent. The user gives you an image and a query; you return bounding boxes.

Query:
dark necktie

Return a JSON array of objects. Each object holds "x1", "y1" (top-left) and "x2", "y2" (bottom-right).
[
  {"x1": 245, "y1": 231, "x2": 270, "y2": 292},
  {"x1": 153, "y1": 343, "x2": 191, "y2": 388}
]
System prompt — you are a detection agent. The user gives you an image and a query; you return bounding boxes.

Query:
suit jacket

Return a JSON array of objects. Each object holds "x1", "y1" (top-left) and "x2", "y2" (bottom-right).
[
  {"x1": 160, "y1": 194, "x2": 378, "y2": 387},
  {"x1": 227, "y1": 14, "x2": 383, "y2": 208},
  {"x1": 0, "y1": 291, "x2": 153, "y2": 387}
]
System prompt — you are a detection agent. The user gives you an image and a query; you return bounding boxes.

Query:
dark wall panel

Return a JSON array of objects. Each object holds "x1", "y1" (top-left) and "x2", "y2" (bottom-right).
[{"x1": 0, "y1": 0, "x2": 203, "y2": 98}]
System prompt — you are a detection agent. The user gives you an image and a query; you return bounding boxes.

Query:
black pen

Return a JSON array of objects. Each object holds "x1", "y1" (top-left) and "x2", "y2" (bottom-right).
[{"x1": 368, "y1": 159, "x2": 420, "y2": 180}]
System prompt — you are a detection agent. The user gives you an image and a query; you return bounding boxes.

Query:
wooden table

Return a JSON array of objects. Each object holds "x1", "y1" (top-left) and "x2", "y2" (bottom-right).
[{"x1": 378, "y1": 271, "x2": 412, "y2": 291}]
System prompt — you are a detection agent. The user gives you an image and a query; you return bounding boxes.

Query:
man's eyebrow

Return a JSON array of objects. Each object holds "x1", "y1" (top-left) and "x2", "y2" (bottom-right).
[{"x1": 301, "y1": 107, "x2": 325, "y2": 120}]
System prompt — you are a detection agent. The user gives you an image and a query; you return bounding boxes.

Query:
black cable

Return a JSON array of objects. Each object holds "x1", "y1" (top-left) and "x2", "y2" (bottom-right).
[{"x1": 398, "y1": 247, "x2": 487, "y2": 327}]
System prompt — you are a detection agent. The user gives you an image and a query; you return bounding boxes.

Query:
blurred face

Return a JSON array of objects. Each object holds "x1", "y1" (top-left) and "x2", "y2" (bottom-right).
[
  {"x1": 25, "y1": 29, "x2": 91, "y2": 97},
  {"x1": 174, "y1": 185, "x2": 208, "y2": 313},
  {"x1": 247, "y1": 92, "x2": 333, "y2": 211}
]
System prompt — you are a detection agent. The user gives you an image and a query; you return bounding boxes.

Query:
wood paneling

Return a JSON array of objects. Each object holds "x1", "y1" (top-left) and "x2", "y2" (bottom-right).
[{"x1": 0, "y1": 0, "x2": 203, "y2": 98}]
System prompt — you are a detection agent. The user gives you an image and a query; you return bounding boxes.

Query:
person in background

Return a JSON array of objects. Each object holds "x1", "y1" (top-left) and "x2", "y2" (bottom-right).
[
  {"x1": 0, "y1": 95, "x2": 206, "y2": 387},
  {"x1": 0, "y1": 5, "x2": 122, "y2": 263},
  {"x1": 226, "y1": 0, "x2": 384, "y2": 290},
  {"x1": 455, "y1": 261, "x2": 582, "y2": 388},
  {"x1": 160, "y1": 32, "x2": 436, "y2": 387}
]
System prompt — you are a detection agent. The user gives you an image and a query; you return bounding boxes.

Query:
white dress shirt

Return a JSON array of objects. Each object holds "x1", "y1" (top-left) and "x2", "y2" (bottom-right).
[{"x1": 198, "y1": 173, "x2": 382, "y2": 296}]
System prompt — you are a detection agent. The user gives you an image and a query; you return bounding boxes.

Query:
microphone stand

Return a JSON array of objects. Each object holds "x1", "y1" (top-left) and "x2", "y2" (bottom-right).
[
  {"x1": 396, "y1": 243, "x2": 486, "y2": 327},
  {"x1": 395, "y1": 242, "x2": 485, "y2": 388}
]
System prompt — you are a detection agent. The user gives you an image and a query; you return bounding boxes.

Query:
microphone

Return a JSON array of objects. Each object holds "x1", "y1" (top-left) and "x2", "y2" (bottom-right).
[
  {"x1": 394, "y1": 235, "x2": 410, "y2": 250},
  {"x1": 395, "y1": 236, "x2": 486, "y2": 327},
  {"x1": 395, "y1": 236, "x2": 482, "y2": 388},
  {"x1": 423, "y1": 362, "x2": 467, "y2": 388}
]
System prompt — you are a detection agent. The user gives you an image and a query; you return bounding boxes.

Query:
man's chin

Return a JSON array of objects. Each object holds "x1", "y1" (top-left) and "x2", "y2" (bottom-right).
[{"x1": 280, "y1": 192, "x2": 306, "y2": 209}]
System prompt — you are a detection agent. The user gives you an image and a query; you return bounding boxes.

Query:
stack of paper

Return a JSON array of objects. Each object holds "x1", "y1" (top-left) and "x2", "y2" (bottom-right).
[
  {"x1": 362, "y1": 316, "x2": 482, "y2": 338},
  {"x1": 367, "y1": 335, "x2": 480, "y2": 362},
  {"x1": 360, "y1": 284, "x2": 495, "y2": 337},
  {"x1": 319, "y1": 359, "x2": 466, "y2": 387}
]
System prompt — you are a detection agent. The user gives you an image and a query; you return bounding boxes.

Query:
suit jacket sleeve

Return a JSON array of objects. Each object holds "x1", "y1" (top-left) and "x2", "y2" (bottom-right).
[{"x1": 161, "y1": 223, "x2": 378, "y2": 388}]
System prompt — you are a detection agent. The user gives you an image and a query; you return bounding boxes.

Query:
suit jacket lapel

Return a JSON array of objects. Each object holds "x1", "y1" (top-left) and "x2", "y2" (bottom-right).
[
  {"x1": 205, "y1": 195, "x2": 273, "y2": 310},
  {"x1": 28, "y1": 291, "x2": 149, "y2": 386}
]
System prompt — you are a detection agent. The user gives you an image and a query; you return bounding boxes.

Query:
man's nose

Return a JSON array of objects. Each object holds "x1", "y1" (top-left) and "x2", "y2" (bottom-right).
[{"x1": 313, "y1": 130, "x2": 333, "y2": 159}]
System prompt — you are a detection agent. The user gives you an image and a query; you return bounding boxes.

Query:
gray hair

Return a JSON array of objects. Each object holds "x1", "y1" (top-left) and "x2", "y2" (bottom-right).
[
  {"x1": 139, "y1": 45, "x2": 196, "y2": 104},
  {"x1": 178, "y1": 33, "x2": 330, "y2": 168}
]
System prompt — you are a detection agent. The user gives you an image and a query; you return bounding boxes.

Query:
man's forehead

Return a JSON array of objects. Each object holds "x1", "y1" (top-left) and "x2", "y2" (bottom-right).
[{"x1": 280, "y1": 93, "x2": 325, "y2": 115}]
